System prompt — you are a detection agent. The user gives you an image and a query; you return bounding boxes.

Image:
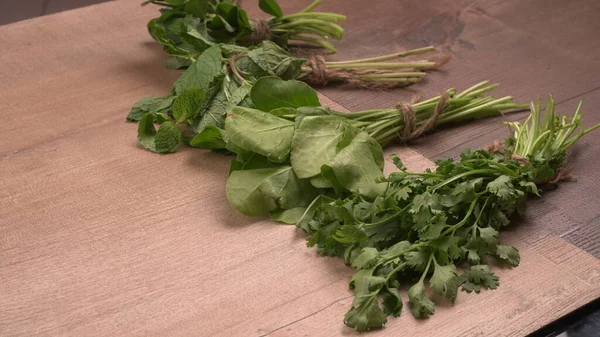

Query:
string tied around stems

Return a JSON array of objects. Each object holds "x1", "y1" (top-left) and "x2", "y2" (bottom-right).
[
  {"x1": 250, "y1": 19, "x2": 272, "y2": 44},
  {"x1": 484, "y1": 141, "x2": 529, "y2": 165},
  {"x1": 484, "y1": 141, "x2": 573, "y2": 184},
  {"x1": 306, "y1": 55, "x2": 420, "y2": 89},
  {"x1": 395, "y1": 92, "x2": 449, "y2": 141}
]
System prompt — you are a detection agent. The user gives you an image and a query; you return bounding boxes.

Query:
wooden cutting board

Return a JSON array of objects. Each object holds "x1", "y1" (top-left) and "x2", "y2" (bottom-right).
[{"x1": 1, "y1": 1, "x2": 599, "y2": 336}]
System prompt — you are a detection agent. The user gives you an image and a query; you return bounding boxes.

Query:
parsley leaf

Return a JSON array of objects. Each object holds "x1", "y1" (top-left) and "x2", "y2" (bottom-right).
[
  {"x1": 429, "y1": 259, "x2": 459, "y2": 302},
  {"x1": 459, "y1": 265, "x2": 499, "y2": 293},
  {"x1": 496, "y1": 244, "x2": 521, "y2": 267},
  {"x1": 345, "y1": 268, "x2": 388, "y2": 332},
  {"x1": 407, "y1": 281, "x2": 435, "y2": 319}
]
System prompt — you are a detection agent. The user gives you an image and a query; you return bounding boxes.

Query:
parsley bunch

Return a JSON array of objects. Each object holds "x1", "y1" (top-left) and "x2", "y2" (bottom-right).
[{"x1": 294, "y1": 97, "x2": 600, "y2": 332}]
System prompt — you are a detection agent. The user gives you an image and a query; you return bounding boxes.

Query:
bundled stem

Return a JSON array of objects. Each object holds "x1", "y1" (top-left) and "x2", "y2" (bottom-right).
[
  {"x1": 269, "y1": 0, "x2": 346, "y2": 52},
  {"x1": 298, "y1": 46, "x2": 447, "y2": 88},
  {"x1": 326, "y1": 81, "x2": 527, "y2": 145},
  {"x1": 229, "y1": 44, "x2": 447, "y2": 89},
  {"x1": 505, "y1": 96, "x2": 600, "y2": 160}
]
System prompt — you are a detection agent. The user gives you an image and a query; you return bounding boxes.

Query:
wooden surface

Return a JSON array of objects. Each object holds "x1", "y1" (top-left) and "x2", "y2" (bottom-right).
[{"x1": 1, "y1": 0, "x2": 599, "y2": 336}]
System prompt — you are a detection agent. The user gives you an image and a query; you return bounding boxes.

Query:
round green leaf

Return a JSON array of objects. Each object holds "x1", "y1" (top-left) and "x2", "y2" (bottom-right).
[{"x1": 250, "y1": 76, "x2": 320, "y2": 112}]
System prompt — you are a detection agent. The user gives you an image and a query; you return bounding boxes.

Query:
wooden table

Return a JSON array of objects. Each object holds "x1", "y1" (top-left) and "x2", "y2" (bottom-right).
[{"x1": 1, "y1": 0, "x2": 599, "y2": 336}]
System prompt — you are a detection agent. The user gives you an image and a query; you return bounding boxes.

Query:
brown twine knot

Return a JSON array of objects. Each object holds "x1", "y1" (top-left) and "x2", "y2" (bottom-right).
[
  {"x1": 307, "y1": 55, "x2": 329, "y2": 86},
  {"x1": 549, "y1": 167, "x2": 573, "y2": 184},
  {"x1": 485, "y1": 141, "x2": 574, "y2": 185},
  {"x1": 251, "y1": 19, "x2": 272, "y2": 44},
  {"x1": 306, "y1": 55, "x2": 414, "y2": 89},
  {"x1": 485, "y1": 141, "x2": 530, "y2": 165},
  {"x1": 395, "y1": 92, "x2": 449, "y2": 142}
]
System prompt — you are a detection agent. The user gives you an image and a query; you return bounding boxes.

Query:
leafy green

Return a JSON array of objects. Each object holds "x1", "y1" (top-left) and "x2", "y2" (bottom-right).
[
  {"x1": 174, "y1": 45, "x2": 222, "y2": 94},
  {"x1": 226, "y1": 165, "x2": 316, "y2": 216},
  {"x1": 344, "y1": 268, "x2": 388, "y2": 332},
  {"x1": 173, "y1": 88, "x2": 206, "y2": 123},
  {"x1": 459, "y1": 265, "x2": 499, "y2": 293},
  {"x1": 290, "y1": 115, "x2": 357, "y2": 179},
  {"x1": 324, "y1": 131, "x2": 386, "y2": 199},
  {"x1": 137, "y1": 112, "x2": 183, "y2": 153},
  {"x1": 250, "y1": 76, "x2": 321, "y2": 112},
  {"x1": 127, "y1": 96, "x2": 175, "y2": 122},
  {"x1": 189, "y1": 125, "x2": 227, "y2": 149},
  {"x1": 429, "y1": 259, "x2": 459, "y2": 302},
  {"x1": 407, "y1": 281, "x2": 435, "y2": 319},
  {"x1": 184, "y1": 0, "x2": 209, "y2": 17},
  {"x1": 496, "y1": 245, "x2": 520, "y2": 267},
  {"x1": 191, "y1": 79, "x2": 251, "y2": 133},
  {"x1": 259, "y1": 0, "x2": 283, "y2": 18},
  {"x1": 247, "y1": 41, "x2": 305, "y2": 79},
  {"x1": 270, "y1": 207, "x2": 307, "y2": 224},
  {"x1": 225, "y1": 106, "x2": 294, "y2": 163}
]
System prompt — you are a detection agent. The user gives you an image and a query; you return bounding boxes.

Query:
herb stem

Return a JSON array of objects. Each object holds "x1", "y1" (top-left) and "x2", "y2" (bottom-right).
[
  {"x1": 326, "y1": 46, "x2": 436, "y2": 65},
  {"x1": 443, "y1": 198, "x2": 479, "y2": 236},
  {"x1": 385, "y1": 262, "x2": 408, "y2": 281},
  {"x1": 279, "y1": 12, "x2": 347, "y2": 21},
  {"x1": 419, "y1": 255, "x2": 435, "y2": 282},
  {"x1": 326, "y1": 61, "x2": 436, "y2": 70},
  {"x1": 300, "y1": 0, "x2": 322, "y2": 13},
  {"x1": 289, "y1": 35, "x2": 336, "y2": 52},
  {"x1": 432, "y1": 169, "x2": 497, "y2": 191}
]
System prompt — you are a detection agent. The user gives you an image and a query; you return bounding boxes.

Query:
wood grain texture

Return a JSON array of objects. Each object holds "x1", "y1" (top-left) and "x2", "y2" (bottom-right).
[{"x1": 1, "y1": 0, "x2": 599, "y2": 336}]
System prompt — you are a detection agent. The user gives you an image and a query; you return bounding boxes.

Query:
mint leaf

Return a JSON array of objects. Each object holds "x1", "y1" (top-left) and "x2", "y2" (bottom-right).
[
  {"x1": 155, "y1": 121, "x2": 183, "y2": 153},
  {"x1": 192, "y1": 80, "x2": 251, "y2": 134},
  {"x1": 173, "y1": 45, "x2": 222, "y2": 94},
  {"x1": 137, "y1": 112, "x2": 158, "y2": 152},
  {"x1": 173, "y1": 88, "x2": 206, "y2": 123},
  {"x1": 137, "y1": 113, "x2": 182, "y2": 154},
  {"x1": 127, "y1": 96, "x2": 174, "y2": 122}
]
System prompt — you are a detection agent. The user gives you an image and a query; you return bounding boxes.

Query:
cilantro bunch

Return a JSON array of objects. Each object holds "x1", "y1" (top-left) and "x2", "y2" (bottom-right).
[
  {"x1": 292, "y1": 97, "x2": 600, "y2": 332},
  {"x1": 143, "y1": 0, "x2": 346, "y2": 66}
]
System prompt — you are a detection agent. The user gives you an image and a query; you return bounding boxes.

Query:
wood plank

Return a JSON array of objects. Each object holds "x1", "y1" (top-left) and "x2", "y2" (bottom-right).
[{"x1": 1, "y1": 0, "x2": 599, "y2": 336}]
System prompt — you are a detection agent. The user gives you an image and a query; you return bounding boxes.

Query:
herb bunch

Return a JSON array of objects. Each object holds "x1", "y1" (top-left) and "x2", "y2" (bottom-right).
[
  {"x1": 141, "y1": 0, "x2": 447, "y2": 87},
  {"x1": 221, "y1": 77, "x2": 525, "y2": 219},
  {"x1": 293, "y1": 97, "x2": 600, "y2": 332},
  {"x1": 143, "y1": 0, "x2": 346, "y2": 66}
]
